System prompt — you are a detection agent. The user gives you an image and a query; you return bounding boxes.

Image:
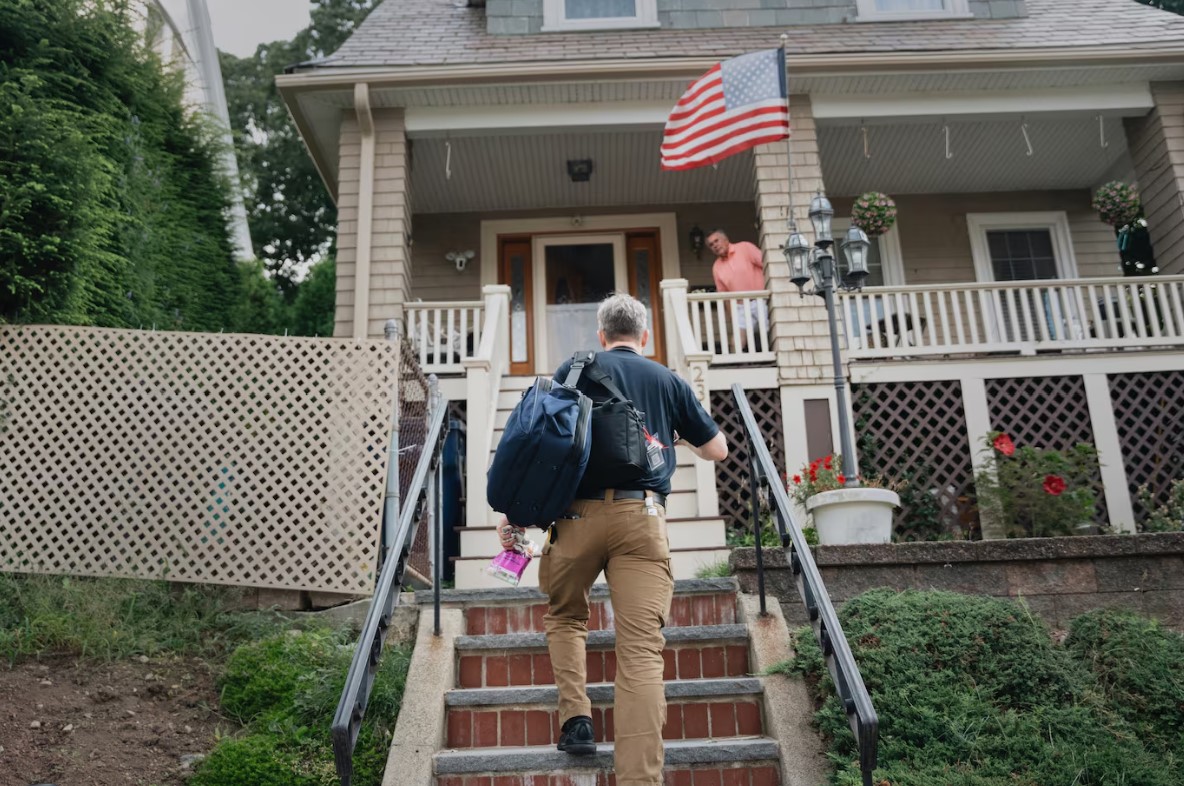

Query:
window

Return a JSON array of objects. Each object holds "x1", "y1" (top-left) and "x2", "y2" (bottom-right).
[
  {"x1": 541, "y1": 0, "x2": 658, "y2": 31},
  {"x1": 833, "y1": 217, "x2": 905, "y2": 287},
  {"x1": 854, "y1": 0, "x2": 971, "y2": 21}
]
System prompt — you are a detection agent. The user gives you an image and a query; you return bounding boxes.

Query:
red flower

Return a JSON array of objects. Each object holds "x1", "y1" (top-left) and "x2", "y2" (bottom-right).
[
  {"x1": 993, "y1": 433, "x2": 1016, "y2": 457},
  {"x1": 837, "y1": 474, "x2": 846, "y2": 484},
  {"x1": 1043, "y1": 475, "x2": 1067, "y2": 496},
  {"x1": 792, "y1": 474, "x2": 802, "y2": 484},
  {"x1": 824, "y1": 455, "x2": 833, "y2": 469},
  {"x1": 809, "y1": 469, "x2": 817, "y2": 482}
]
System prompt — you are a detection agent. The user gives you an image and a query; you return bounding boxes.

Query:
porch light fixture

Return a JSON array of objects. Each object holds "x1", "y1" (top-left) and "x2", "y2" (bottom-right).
[
  {"x1": 689, "y1": 224, "x2": 706, "y2": 257},
  {"x1": 445, "y1": 249, "x2": 475, "y2": 272},
  {"x1": 781, "y1": 187, "x2": 873, "y2": 490},
  {"x1": 566, "y1": 159, "x2": 594, "y2": 183}
]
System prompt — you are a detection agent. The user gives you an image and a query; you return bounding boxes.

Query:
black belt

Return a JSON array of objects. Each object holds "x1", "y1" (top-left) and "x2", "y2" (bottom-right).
[{"x1": 578, "y1": 489, "x2": 666, "y2": 507}]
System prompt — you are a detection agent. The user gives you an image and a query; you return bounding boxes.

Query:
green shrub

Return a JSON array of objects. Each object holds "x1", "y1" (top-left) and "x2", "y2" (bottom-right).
[
  {"x1": 219, "y1": 629, "x2": 342, "y2": 723},
  {"x1": 794, "y1": 589, "x2": 1173, "y2": 786},
  {"x1": 189, "y1": 735, "x2": 318, "y2": 786},
  {"x1": 1065, "y1": 608, "x2": 1184, "y2": 762}
]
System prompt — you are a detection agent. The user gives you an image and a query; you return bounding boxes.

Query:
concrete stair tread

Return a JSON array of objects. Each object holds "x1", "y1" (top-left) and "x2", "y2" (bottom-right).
[
  {"x1": 434, "y1": 736, "x2": 779, "y2": 774},
  {"x1": 457, "y1": 516, "x2": 725, "y2": 532},
  {"x1": 456, "y1": 623, "x2": 749, "y2": 652},
  {"x1": 417, "y1": 577, "x2": 737, "y2": 606},
  {"x1": 446, "y1": 677, "x2": 763, "y2": 707}
]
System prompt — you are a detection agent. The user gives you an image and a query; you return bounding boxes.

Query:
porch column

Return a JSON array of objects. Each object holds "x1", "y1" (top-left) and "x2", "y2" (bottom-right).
[
  {"x1": 1126, "y1": 82, "x2": 1184, "y2": 275},
  {"x1": 753, "y1": 94, "x2": 834, "y2": 385},
  {"x1": 334, "y1": 100, "x2": 414, "y2": 338}
]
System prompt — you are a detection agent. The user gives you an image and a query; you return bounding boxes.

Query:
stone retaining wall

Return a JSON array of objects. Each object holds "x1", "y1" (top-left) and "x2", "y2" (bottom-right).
[{"x1": 730, "y1": 533, "x2": 1184, "y2": 631}]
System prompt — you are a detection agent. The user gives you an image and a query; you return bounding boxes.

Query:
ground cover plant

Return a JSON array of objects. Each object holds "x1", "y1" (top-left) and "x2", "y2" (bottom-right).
[
  {"x1": 793, "y1": 589, "x2": 1181, "y2": 785},
  {"x1": 0, "y1": 574, "x2": 410, "y2": 786}
]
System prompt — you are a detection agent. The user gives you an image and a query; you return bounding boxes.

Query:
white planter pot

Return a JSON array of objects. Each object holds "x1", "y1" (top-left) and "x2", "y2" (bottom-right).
[{"x1": 806, "y1": 488, "x2": 900, "y2": 545}]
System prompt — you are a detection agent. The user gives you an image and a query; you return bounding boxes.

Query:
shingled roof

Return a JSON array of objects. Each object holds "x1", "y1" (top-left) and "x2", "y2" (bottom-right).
[{"x1": 312, "y1": 0, "x2": 1184, "y2": 70}]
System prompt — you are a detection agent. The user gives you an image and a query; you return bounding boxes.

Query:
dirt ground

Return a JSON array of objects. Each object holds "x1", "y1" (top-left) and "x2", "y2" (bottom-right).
[{"x1": 0, "y1": 655, "x2": 228, "y2": 786}]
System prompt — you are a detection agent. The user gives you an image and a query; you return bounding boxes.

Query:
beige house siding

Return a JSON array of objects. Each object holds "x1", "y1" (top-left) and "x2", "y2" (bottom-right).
[
  {"x1": 830, "y1": 191, "x2": 1119, "y2": 285},
  {"x1": 407, "y1": 203, "x2": 755, "y2": 302},
  {"x1": 1127, "y1": 82, "x2": 1184, "y2": 276},
  {"x1": 753, "y1": 96, "x2": 832, "y2": 384},
  {"x1": 334, "y1": 116, "x2": 360, "y2": 337}
]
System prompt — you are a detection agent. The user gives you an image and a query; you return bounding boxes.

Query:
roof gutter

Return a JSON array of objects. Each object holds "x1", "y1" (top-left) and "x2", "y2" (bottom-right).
[{"x1": 276, "y1": 45, "x2": 1184, "y2": 91}]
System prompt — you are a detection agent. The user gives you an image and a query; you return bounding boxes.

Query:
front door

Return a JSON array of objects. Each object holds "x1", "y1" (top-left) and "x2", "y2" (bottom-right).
[{"x1": 500, "y1": 230, "x2": 665, "y2": 375}]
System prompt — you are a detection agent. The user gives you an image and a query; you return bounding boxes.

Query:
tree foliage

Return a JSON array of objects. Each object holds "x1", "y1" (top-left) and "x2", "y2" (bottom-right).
[
  {"x1": 0, "y1": 0, "x2": 247, "y2": 330},
  {"x1": 218, "y1": 0, "x2": 379, "y2": 299},
  {"x1": 1138, "y1": 0, "x2": 1184, "y2": 14}
]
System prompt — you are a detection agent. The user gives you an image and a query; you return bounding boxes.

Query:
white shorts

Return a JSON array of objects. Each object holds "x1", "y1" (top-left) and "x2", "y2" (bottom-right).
[{"x1": 733, "y1": 299, "x2": 769, "y2": 331}]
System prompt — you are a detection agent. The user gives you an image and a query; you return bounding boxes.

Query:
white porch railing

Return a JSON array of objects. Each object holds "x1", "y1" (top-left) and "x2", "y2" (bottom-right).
[
  {"x1": 686, "y1": 289, "x2": 775, "y2": 365},
  {"x1": 405, "y1": 301, "x2": 484, "y2": 373},
  {"x1": 839, "y1": 275, "x2": 1184, "y2": 359}
]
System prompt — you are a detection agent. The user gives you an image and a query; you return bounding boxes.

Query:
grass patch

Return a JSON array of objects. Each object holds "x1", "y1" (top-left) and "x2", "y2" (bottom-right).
[
  {"x1": 794, "y1": 589, "x2": 1178, "y2": 786},
  {"x1": 695, "y1": 560, "x2": 731, "y2": 579},
  {"x1": 0, "y1": 573, "x2": 298, "y2": 663},
  {"x1": 1064, "y1": 608, "x2": 1184, "y2": 764},
  {"x1": 193, "y1": 628, "x2": 411, "y2": 786}
]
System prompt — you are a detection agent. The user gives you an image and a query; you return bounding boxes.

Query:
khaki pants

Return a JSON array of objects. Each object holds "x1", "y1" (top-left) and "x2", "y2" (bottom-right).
[{"x1": 538, "y1": 492, "x2": 674, "y2": 786}]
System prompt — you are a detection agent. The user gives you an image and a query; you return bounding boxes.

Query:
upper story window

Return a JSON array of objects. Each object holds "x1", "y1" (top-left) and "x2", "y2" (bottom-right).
[
  {"x1": 541, "y1": 0, "x2": 659, "y2": 32},
  {"x1": 854, "y1": 0, "x2": 972, "y2": 21}
]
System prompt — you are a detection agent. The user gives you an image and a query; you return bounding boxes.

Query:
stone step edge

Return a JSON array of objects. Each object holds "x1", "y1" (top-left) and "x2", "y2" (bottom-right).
[
  {"x1": 445, "y1": 677, "x2": 762, "y2": 707},
  {"x1": 434, "y1": 736, "x2": 779, "y2": 774},
  {"x1": 417, "y1": 577, "x2": 737, "y2": 607},
  {"x1": 451, "y1": 545, "x2": 730, "y2": 564},
  {"x1": 455, "y1": 623, "x2": 749, "y2": 652},
  {"x1": 456, "y1": 516, "x2": 723, "y2": 532}
]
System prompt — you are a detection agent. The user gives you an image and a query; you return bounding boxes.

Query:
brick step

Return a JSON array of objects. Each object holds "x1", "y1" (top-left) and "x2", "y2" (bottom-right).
[
  {"x1": 457, "y1": 586, "x2": 737, "y2": 636},
  {"x1": 453, "y1": 545, "x2": 732, "y2": 590},
  {"x1": 445, "y1": 678, "x2": 764, "y2": 748},
  {"x1": 434, "y1": 737, "x2": 780, "y2": 786},
  {"x1": 455, "y1": 624, "x2": 751, "y2": 688},
  {"x1": 458, "y1": 518, "x2": 727, "y2": 561}
]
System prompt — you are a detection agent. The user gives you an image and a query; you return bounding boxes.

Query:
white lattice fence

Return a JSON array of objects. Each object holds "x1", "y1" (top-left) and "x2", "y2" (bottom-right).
[{"x1": 0, "y1": 326, "x2": 399, "y2": 593}]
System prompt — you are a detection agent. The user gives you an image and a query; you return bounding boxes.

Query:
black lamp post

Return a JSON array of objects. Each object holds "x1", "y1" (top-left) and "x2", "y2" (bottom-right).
[{"x1": 784, "y1": 191, "x2": 870, "y2": 488}]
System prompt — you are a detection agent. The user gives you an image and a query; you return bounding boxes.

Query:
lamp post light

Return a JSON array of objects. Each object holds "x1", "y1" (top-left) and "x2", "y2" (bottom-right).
[{"x1": 785, "y1": 191, "x2": 871, "y2": 488}]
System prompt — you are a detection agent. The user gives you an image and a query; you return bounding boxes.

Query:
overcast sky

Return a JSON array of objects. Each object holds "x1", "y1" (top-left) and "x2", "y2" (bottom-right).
[{"x1": 206, "y1": 0, "x2": 312, "y2": 57}]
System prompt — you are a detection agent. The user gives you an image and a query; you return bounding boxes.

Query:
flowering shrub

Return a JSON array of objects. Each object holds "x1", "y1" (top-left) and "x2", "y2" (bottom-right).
[
  {"x1": 786, "y1": 454, "x2": 889, "y2": 507},
  {"x1": 1092, "y1": 181, "x2": 1142, "y2": 228},
  {"x1": 1136, "y1": 480, "x2": 1184, "y2": 533},
  {"x1": 974, "y1": 431, "x2": 1099, "y2": 538},
  {"x1": 851, "y1": 191, "x2": 897, "y2": 236}
]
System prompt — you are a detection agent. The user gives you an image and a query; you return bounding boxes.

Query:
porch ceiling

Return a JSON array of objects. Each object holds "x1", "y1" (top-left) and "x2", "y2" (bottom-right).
[
  {"x1": 818, "y1": 115, "x2": 1130, "y2": 197},
  {"x1": 409, "y1": 130, "x2": 754, "y2": 214}
]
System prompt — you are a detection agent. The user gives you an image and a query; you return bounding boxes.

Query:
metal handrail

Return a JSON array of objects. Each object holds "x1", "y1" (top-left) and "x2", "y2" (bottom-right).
[
  {"x1": 331, "y1": 393, "x2": 450, "y2": 786},
  {"x1": 731, "y1": 383, "x2": 879, "y2": 786}
]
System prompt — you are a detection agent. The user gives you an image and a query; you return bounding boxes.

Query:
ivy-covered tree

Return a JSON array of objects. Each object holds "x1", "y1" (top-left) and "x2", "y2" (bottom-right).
[
  {"x1": 219, "y1": 0, "x2": 379, "y2": 301},
  {"x1": 0, "y1": 0, "x2": 245, "y2": 331}
]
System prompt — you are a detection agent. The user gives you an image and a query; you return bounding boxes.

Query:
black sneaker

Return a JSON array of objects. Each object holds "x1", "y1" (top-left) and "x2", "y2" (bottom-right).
[{"x1": 556, "y1": 714, "x2": 596, "y2": 755}]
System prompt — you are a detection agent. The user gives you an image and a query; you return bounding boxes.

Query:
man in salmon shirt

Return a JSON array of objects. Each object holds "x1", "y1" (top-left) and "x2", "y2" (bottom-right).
[{"x1": 707, "y1": 229, "x2": 768, "y2": 351}]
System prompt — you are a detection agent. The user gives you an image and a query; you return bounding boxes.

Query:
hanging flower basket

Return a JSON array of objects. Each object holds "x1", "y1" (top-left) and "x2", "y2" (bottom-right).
[
  {"x1": 1092, "y1": 181, "x2": 1142, "y2": 227},
  {"x1": 851, "y1": 191, "x2": 897, "y2": 237}
]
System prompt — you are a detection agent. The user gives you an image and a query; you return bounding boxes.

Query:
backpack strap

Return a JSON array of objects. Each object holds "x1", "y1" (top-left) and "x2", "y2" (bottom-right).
[
  {"x1": 567, "y1": 351, "x2": 634, "y2": 403},
  {"x1": 563, "y1": 350, "x2": 596, "y2": 387}
]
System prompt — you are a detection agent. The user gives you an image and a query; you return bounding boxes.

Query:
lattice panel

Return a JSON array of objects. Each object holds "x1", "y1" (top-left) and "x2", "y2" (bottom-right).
[
  {"x1": 852, "y1": 380, "x2": 977, "y2": 537},
  {"x1": 0, "y1": 326, "x2": 399, "y2": 593},
  {"x1": 1109, "y1": 370, "x2": 1184, "y2": 518},
  {"x1": 986, "y1": 375, "x2": 1109, "y2": 525},
  {"x1": 711, "y1": 389, "x2": 785, "y2": 529}
]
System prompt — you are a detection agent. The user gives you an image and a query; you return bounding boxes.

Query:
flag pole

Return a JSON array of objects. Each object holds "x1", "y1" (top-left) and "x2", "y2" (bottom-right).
[{"x1": 780, "y1": 34, "x2": 796, "y2": 232}]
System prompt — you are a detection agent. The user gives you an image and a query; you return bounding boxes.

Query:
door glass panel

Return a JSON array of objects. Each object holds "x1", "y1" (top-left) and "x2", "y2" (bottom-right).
[
  {"x1": 986, "y1": 229, "x2": 1059, "y2": 341},
  {"x1": 509, "y1": 253, "x2": 527, "y2": 363},
  {"x1": 631, "y1": 248, "x2": 656, "y2": 357},
  {"x1": 545, "y1": 243, "x2": 614, "y2": 369}
]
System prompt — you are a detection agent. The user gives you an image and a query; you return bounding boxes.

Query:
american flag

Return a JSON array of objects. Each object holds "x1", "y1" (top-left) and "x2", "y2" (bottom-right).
[{"x1": 660, "y1": 48, "x2": 789, "y2": 172}]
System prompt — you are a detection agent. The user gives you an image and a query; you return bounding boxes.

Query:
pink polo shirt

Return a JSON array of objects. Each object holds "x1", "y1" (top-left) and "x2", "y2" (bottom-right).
[{"x1": 712, "y1": 241, "x2": 765, "y2": 293}]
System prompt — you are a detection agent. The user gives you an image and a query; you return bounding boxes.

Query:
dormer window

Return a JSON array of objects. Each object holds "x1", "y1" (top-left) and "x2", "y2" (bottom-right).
[
  {"x1": 541, "y1": 0, "x2": 659, "y2": 32},
  {"x1": 854, "y1": 0, "x2": 972, "y2": 21}
]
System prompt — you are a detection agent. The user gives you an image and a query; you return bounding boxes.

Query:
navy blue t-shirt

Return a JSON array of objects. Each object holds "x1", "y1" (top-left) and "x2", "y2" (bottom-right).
[{"x1": 553, "y1": 347, "x2": 719, "y2": 496}]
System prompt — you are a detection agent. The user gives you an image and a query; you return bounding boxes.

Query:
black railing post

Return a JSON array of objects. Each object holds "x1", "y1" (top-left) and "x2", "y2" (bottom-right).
[
  {"x1": 747, "y1": 428, "x2": 768, "y2": 617},
  {"x1": 429, "y1": 375, "x2": 443, "y2": 637},
  {"x1": 730, "y1": 382, "x2": 879, "y2": 786}
]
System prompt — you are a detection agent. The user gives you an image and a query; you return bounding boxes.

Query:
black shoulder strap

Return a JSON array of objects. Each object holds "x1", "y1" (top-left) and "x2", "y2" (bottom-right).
[
  {"x1": 563, "y1": 350, "x2": 596, "y2": 387},
  {"x1": 579, "y1": 354, "x2": 632, "y2": 403}
]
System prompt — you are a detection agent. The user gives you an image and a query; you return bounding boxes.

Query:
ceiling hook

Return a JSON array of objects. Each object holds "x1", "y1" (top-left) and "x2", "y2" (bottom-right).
[
  {"x1": 445, "y1": 140, "x2": 453, "y2": 180},
  {"x1": 861, "y1": 122, "x2": 871, "y2": 159},
  {"x1": 944, "y1": 123, "x2": 953, "y2": 160},
  {"x1": 1021, "y1": 121, "x2": 1033, "y2": 157},
  {"x1": 1099, "y1": 114, "x2": 1109, "y2": 149}
]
